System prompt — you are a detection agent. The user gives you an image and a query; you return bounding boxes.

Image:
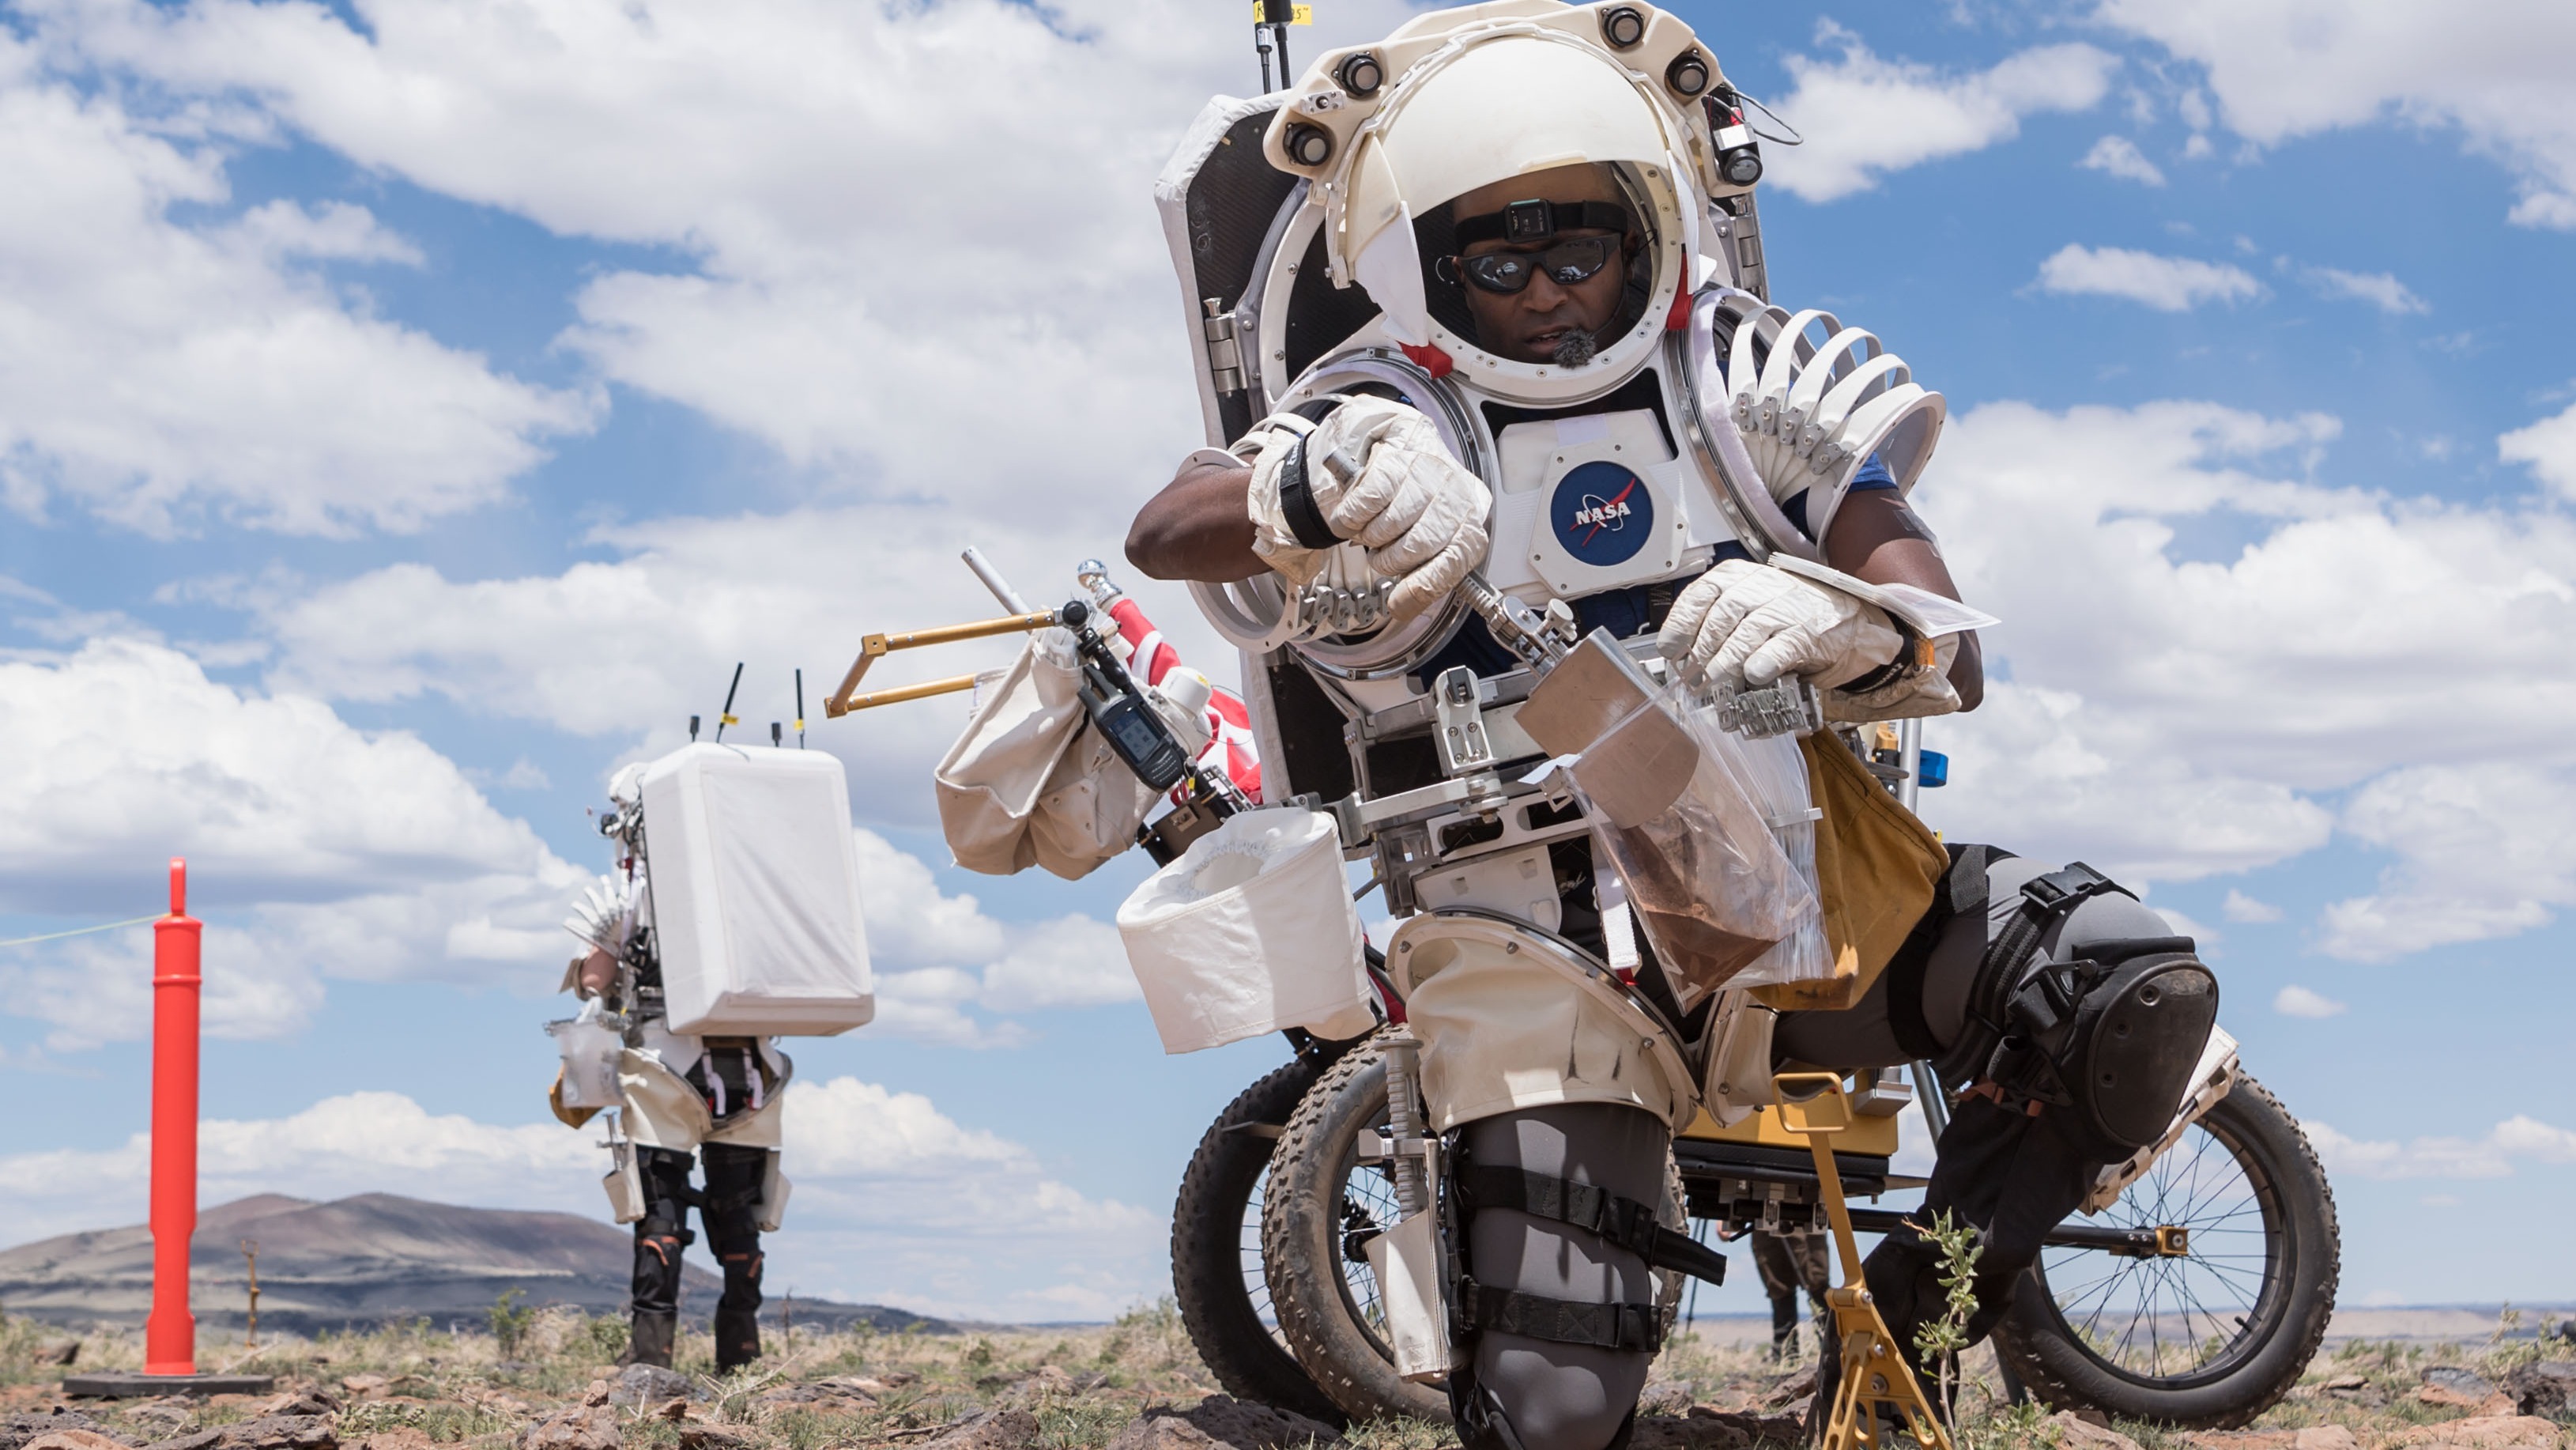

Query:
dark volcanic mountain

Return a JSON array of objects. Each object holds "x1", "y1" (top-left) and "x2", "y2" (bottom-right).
[{"x1": 0, "y1": 1193, "x2": 945, "y2": 1335}]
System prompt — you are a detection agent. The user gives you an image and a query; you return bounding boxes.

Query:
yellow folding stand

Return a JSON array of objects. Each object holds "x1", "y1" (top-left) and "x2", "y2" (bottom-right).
[{"x1": 1771, "y1": 1072, "x2": 1954, "y2": 1450}]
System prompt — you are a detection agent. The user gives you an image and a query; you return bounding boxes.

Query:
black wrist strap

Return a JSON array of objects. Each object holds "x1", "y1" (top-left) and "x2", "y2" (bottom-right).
[
  {"x1": 1837, "y1": 614, "x2": 1928, "y2": 697},
  {"x1": 1276, "y1": 398, "x2": 1349, "y2": 551}
]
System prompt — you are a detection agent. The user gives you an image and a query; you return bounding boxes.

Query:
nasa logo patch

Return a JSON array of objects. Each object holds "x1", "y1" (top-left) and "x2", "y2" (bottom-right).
[{"x1": 1549, "y1": 461, "x2": 1653, "y2": 568}]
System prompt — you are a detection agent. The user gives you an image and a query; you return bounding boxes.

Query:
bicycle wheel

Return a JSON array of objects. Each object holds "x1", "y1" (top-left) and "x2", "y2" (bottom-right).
[
  {"x1": 1171, "y1": 1055, "x2": 1345, "y2": 1425},
  {"x1": 1262, "y1": 1031, "x2": 1691, "y2": 1426},
  {"x1": 1991, "y1": 1074, "x2": 2339, "y2": 1428}
]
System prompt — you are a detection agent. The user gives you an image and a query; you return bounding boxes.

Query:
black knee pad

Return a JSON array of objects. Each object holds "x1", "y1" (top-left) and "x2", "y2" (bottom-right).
[{"x1": 700, "y1": 1144, "x2": 768, "y2": 1306}]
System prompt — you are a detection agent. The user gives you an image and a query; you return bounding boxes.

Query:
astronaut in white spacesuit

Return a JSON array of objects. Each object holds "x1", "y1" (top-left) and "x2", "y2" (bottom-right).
[
  {"x1": 562, "y1": 768, "x2": 790, "y2": 1372},
  {"x1": 1130, "y1": 6, "x2": 2216, "y2": 1445}
]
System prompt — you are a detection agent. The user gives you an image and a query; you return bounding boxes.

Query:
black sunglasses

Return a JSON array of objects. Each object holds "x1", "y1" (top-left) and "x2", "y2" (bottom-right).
[{"x1": 1439, "y1": 236, "x2": 1621, "y2": 296}]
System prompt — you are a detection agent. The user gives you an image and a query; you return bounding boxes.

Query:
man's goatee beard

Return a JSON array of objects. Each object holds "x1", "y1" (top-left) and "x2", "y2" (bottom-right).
[{"x1": 1550, "y1": 330, "x2": 1600, "y2": 368}]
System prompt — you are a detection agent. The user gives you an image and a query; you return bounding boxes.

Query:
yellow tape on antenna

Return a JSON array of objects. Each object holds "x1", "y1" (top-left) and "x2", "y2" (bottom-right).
[{"x1": 1252, "y1": 3, "x2": 1313, "y2": 22}]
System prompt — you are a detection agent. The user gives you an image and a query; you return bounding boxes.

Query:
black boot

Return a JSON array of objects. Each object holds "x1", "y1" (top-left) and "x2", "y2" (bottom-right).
[{"x1": 624, "y1": 1309, "x2": 677, "y2": 1368}]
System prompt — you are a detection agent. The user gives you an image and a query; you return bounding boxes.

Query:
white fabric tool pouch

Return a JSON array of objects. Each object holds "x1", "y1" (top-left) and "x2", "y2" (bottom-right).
[
  {"x1": 602, "y1": 1123, "x2": 644, "y2": 1225},
  {"x1": 548, "y1": 999, "x2": 625, "y2": 1111},
  {"x1": 1367, "y1": 1208, "x2": 1455, "y2": 1381},
  {"x1": 1116, "y1": 807, "x2": 1376, "y2": 1053},
  {"x1": 936, "y1": 630, "x2": 1091, "y2": 875}
]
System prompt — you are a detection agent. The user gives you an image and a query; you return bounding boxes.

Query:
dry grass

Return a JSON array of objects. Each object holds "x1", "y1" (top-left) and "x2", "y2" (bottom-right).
[{"x1": 1, "y1": 1302, "x2": 2569, "y2": 1450}]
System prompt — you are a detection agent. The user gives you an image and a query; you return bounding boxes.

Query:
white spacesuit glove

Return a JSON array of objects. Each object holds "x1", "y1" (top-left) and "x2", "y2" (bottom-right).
[
  {"x1": 1245, "y1": 396, "x2": 1490, "y2": 621},
  {"x1": 563, "y1": 873, "x2": 634, "y2": 957},
  {"x1": 1661, "y1": 561, "x2": 1964, "y2": 720},
  {"x1": 1658, "y1": 560, "x2": 1907, "y2": 693}
]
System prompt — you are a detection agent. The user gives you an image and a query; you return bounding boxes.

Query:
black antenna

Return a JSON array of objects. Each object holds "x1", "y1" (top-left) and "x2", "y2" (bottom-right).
[
  {"x1": 794, "y1": 669, "x2": 807, "y2": 749},
  {"x1": 1254, "y1": 0, "x2": 1295, "y2": 91},
  {"x1": 689, "y1": 714, "x2": 700, "y2": 742},
  {"x1": 770, "y1": 722, "x2": 782, "y2": 747},
  {"x1": 714, "y1": 662, "x2": 744, "y2": 742}
]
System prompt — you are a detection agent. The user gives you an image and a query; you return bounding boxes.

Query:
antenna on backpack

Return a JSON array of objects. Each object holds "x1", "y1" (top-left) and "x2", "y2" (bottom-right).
[
  {"x1": 1253, "y1": 0, "x2": 1301, "y2": 93},
  {"x1": 714, "y1": 663, "x2": 745, "y2": 743},
  {"x1": 794, "y1": 669, "x2": 807, "y2": 749}
]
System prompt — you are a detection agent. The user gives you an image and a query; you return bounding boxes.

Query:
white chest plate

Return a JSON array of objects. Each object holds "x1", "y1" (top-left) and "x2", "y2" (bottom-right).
[{"x1": 1482, "y1": 408, "x2": 1725, "y2": 604}]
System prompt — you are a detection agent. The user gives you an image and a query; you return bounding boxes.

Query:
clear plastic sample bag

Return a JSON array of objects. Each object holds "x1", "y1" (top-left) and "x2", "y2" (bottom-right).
[{"x1": 1519, "y1": 632, "x2": 1824, "y2": 1014}]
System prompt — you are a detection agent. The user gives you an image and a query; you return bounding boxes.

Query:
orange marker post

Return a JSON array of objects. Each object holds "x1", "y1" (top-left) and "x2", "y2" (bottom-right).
[{"x1": 145, "y1": 858, "x2": 202, "y2": 1376}]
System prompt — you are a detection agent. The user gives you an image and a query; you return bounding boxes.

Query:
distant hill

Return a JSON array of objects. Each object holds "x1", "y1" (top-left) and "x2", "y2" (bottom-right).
[{"x1": 0, "y1": 1193, "x2": 950, "y2": 1336}]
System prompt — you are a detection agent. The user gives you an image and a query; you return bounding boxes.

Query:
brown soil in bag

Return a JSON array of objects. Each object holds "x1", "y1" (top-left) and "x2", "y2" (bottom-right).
[{"x1": 1612, "y1": 822, "x2": 1777, "y2": 995}]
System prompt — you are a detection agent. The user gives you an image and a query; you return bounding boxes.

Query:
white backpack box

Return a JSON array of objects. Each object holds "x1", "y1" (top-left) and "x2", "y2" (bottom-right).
[{"x1": 639, "y1": 744, "x2": 876, "y2": 1037}]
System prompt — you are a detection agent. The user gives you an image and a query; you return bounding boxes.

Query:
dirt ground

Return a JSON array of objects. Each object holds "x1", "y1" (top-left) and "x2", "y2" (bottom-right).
[{"x1": 1, "y1": 1303, "x2": 2567, "y2": 1450}]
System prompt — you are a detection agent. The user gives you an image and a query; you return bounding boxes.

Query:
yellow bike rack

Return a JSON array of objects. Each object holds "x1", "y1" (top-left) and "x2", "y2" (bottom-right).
[{"x1": 1772, "y1": 1071, "x2": 1954, "y2": 1450}]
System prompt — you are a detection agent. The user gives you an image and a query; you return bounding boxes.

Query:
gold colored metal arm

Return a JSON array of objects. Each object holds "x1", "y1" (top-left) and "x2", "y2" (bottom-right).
[
  {"x1": 823, "y1": 609, "x2": 1058, "y2": 718},
  {"x1": 1772, "y1": 1070, "x2": 1954, "y2": 1450}
]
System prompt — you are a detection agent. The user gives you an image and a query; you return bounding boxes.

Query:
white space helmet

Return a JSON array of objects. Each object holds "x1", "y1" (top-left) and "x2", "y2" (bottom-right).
[{"x1": 1264, "y1": 1, "x2": 1736, "y2": 406}]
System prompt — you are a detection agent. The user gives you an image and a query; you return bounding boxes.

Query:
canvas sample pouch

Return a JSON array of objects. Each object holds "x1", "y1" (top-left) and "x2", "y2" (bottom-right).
[
  {"x1": 935, "y1": 631, "x2": 1092, "y2": 876},
  {"x1": 1115, "y1": 808, "x2": 1375, "y2": 1054},
  {"x1": 1743, "y1": 731, "x2": 1948, "y2": 1013}
]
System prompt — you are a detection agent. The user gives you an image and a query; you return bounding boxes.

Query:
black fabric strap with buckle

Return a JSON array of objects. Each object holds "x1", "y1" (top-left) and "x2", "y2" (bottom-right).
[
  {"x1": 1455, "y1": 1278, "x2": 1663, "y2": 1352},
  {"x1": 1276, "y1": 397, "x2": 1349, "y2": 550},
  {"x1": 1459, "y1": 1167, "x2": 1727, "y2": 1286},
  {"x1": 1454, "y1": 198, "x2": 1633, "y2": 247},
  {"x1": 1885, "y1": 843, "x2": 2010, "y2": 1060},
  {"x1": 1836, "y1": 614, "x2": 1929, "y2": 697}
]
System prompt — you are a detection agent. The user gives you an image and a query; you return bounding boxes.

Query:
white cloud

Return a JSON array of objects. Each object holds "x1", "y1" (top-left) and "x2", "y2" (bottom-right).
[
  {"x1": 15, "y1": 0, "x2": 1409, "y2": 512},
  {"x1": 253, "y1": 505, "x2": 1235, "y2": 825},
  {"x1": 850, "y1": 828, "x2": 1140, "y2": 1047},
  {"x1": 2273, "y1": 984, "x2": 2347, "y2": 1018},
  {"x1": 2154, "y1": 907, "x2": 2216, "y2": 943},
  {"x1": 2080, "y1": 134, "x2": 2166, "y2": 186},
  {"x1": 2318, "y1": 763, "x2": 2576, "y2": 959},
  {"x1": 2499, "y1": 398, "x2": 2576, "y2": 504},
  {"x1": 0, "y1": 1083, "x2": 1164, "y2": 1321},
  {"x1": 0, "y1": 638, "x2": 580, "y2": 1047},
  {"x1": 2033, "y1": 244, "x2": 2262, "y2": 311},
  {"x1": 0, "y1": 32, "x2": 591, "y2": 535},
  {"x1": 2305, "y1": 1114, "x2": 2576, "y2": 1180},
  {"x1": 2096, "y1": 0, "x2": 2576, "y2": 230},
  {"x1": 2223, "y1": 889, "x2": 2284, "y2": 923},
  {"x1": 1917, "y1": 398, "x2": 2576, "y2": 906},
  {"x1": 1766, "y1": 23, "x2": 2119, "y2": 202},
  {"x1": 2303, "y1": 266, "x2": 2429, "y2": 315}
]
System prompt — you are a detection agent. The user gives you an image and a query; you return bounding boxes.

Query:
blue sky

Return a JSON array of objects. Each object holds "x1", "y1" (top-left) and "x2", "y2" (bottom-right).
[{"x1": 2, "y1": 0, "x2": 2574, "y2": 1321}]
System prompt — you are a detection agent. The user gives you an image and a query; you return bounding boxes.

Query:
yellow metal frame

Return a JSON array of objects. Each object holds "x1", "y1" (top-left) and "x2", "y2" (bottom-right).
[
  {"x1": 1678, "y1": 1097, "x2": 1901, "y2": 1157},
  {"x1": 822, "y1": 610, "x2": 1059, "y2": 718},
  {"x1": 1773, "y1": 1071, "x2": 1954, "y2": 1450}
]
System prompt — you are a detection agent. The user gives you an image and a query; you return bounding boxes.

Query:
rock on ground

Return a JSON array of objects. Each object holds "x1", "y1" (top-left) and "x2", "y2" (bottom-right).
[
  {"x1": 675, "y1": 1428, "x2": 756, "y2": 1450},
  {"x1": 143, "y1": 1416, "x2": 337, "y2": 1450},
  {"x1": 917, "y1": 1408, "x2": 1042, "y2": 1450},
  {"x1": 1105, "y1": 1398, "x2": 1340, "y2": 1450},
  {"x1": 607, "y1": 1365, "x2": 693, "y2": 1408},
  {"x1": 23, "y1": 1432, "x2": 134, "y2": 1450},
  {"x1": 2380, "y1": 1416, "x2": 2569, "y2": 1449},
  {"x1": 2185, "y1": 1427, "x2": 2362, "y2": 1449},
  {"x1": 2044, "y1": 1410, "x2": 2146, "y2": 1450},
  {"x1": 1627, "y1": 1407, "x2": 1808, "y2": 1449},
  {"x1": 2502, "y1": 1360, "x2": 2576, "y2": 1418},
  {"x1": 516, "y1": 1407, "x2": 620, "y2": 1450},
  {"x1": 3, "y1": 1414, "x2": 124, "y2": 1450}
]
